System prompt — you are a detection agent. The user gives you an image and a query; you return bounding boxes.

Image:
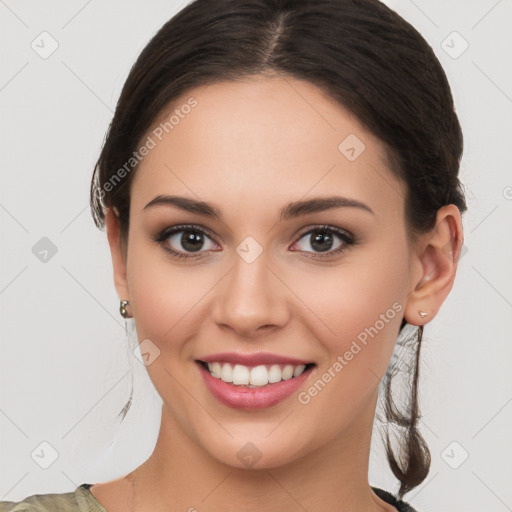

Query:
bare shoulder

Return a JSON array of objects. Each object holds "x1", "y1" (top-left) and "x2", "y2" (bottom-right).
[{"x1": 89, "y1": 476, "x2": 133, "y2": 512}]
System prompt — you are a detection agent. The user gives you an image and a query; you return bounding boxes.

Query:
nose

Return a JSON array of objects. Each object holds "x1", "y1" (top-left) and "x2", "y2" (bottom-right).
[{"x1": 211, "y1": 249, "x2": 290, "y2": 339}]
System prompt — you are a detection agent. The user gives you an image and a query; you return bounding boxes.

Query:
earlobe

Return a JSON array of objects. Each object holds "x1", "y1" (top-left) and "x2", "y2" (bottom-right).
[
  {"x1": 404, "y1": 204, "x2": 464, "y2": 326},
  {"x1": 105, "y1": 207, "x2": 130, "y2": 304}
]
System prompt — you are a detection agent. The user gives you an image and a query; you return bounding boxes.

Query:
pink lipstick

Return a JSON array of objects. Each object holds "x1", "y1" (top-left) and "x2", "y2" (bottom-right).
[{"x1": 196, "y1": 352, "x2": 315, "y2": 409}]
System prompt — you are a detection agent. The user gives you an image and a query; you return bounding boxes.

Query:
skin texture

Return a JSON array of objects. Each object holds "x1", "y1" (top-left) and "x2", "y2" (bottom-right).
[{"x1": 91, "y1": 75, "x2": 463, "y2": 512}]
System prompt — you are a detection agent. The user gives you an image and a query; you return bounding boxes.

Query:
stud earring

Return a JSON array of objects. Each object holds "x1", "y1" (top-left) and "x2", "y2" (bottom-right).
[
  {"x1": 418, "y1": 310, "x2": 428, "y2": 318},
  {"x1": 120, "y1": 300, "x2": 130, "y2": 319}
]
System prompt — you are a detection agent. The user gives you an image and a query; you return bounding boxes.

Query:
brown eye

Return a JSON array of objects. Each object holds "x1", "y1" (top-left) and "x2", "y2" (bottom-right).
[
  {"x1": 291, "y1": 226, "x2": 355, "y2": 258},
  {"x1": 154, "y1": 225, "x2": 218, "y2": 259}
]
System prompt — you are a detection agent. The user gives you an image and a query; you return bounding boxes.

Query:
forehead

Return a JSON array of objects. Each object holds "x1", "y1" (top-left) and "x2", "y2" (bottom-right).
[{"x1": 130, "y1": 76, "x2": 406, "y2": 223}]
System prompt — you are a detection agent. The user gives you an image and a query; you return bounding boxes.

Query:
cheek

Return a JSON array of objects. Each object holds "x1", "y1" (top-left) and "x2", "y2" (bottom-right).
[
  {"x1": 124, "y1": 242, "x2": 211, "y2": 417},
  {"x1": 295, "y1": 240, "x2": 408, "y2": 379},
  {"x1": 125, "y1": 237, "x2": 183, "y2": 341},
  {"x1": 125, "y1": 237, "x2": 216, "y2": 354},
  {"x1": 290, "y1": 258, "x2": 406, "y2": 436}
]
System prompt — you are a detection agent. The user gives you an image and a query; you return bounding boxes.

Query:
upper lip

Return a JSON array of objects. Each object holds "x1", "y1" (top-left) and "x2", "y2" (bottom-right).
[{"x1": 197, "y1": 352, "x2": 313, "y2": 366}]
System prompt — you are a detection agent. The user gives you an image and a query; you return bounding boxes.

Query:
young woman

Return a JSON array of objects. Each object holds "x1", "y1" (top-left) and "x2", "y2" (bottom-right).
[{"x1": 0, "y1": 0, "x2": 466, "y2": 510}]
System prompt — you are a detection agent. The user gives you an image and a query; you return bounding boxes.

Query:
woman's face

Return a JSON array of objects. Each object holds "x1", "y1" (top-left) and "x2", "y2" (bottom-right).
[{"x1": 114, "y1": 75, "x2": 425, "y2": 468}]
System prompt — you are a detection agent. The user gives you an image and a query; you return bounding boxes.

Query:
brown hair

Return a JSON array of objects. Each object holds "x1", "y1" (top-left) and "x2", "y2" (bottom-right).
[{"x1": 90, "y1": 0, "x2": 467, "y2": 500}]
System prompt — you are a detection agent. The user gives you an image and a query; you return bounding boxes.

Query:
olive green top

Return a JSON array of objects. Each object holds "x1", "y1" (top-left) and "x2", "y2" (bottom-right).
[
  {"x1": 0, "y1": 484, "x2": 106, "y2": 512},
  {"x1": 0, "y1": 483, "x2": 418, "y2": 511}
]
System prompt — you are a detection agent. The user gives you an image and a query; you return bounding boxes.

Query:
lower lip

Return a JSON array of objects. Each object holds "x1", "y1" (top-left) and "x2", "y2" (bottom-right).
[{"x1": 197, "y1": 362, "x2": 314, "y2": 409}]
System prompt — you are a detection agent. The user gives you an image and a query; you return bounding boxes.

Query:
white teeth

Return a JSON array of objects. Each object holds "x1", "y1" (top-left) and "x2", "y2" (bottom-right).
[
  {"x1": 232, "y1": 364, "x2": 250, "y2": 385},
  {"x1": 281, "y1": 365, "x2": 294, "y2": 380},
  {"x1": 220, "y1": 363, "x2": 233, "y2": 383},
  {"x1": 205, "y1": 361, "x2": 310, "y2": 386},
  {"x1": 249, "y1": 365, "x2": 269, "y2": 386},
  {"x1": 208, "y1": 362, "x2": 222, "y2": 378},
  {"x1": 268, "y1": 364, "x2": 282, "y2": 383},
  {"x1": 293, "y1": 364, "x2": 306, "y2": 377}
]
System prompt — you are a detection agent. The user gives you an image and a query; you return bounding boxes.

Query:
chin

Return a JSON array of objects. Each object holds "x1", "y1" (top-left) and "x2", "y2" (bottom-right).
[{"x1": 196, "y1": 427, "x2": 317, "y2": 471}]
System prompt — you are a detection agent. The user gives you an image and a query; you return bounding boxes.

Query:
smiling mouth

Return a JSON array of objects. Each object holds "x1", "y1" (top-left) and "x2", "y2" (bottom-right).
[{"x1": 197, "y1": 360, "x2": 316, "y2": 388}]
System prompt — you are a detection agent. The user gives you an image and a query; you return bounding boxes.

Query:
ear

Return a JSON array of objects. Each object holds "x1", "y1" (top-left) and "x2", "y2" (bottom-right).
[
  {"x1": 105, "y1": 207, "x2": 130, "y2": 305},
  {"x1": 404, "y1": 204, "x2": 464, "y2": 326}
]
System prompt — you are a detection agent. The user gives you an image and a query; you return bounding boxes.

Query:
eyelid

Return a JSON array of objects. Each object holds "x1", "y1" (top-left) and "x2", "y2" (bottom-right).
[
  {"x1": 294, "y1": 224, "x2": 355, "y2": 243},
  {"x1": 155, "y1": 224, "x2": 218, "y2": 243}
]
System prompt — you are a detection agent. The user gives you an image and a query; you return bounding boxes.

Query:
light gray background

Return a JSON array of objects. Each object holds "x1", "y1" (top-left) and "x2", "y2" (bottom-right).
[{"x1": 1, "y1": 1, "x2": 511, "y2": 510}]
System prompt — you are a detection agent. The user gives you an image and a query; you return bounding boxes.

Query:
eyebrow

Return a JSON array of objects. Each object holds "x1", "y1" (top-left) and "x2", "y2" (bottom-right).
[{"x1": 142, "y1": 194, "x2": 374, "y2": 219}]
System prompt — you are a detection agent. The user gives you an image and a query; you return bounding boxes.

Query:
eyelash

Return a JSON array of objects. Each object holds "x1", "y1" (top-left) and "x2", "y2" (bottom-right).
[{"x1": 152, "y1": 224, "x2": 356, "y2": 261}]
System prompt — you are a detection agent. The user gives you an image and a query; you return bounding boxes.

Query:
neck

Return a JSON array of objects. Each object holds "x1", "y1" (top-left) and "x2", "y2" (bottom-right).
[{"x1": 126, "y1": 392, "x2": 395, "y2": 512}]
